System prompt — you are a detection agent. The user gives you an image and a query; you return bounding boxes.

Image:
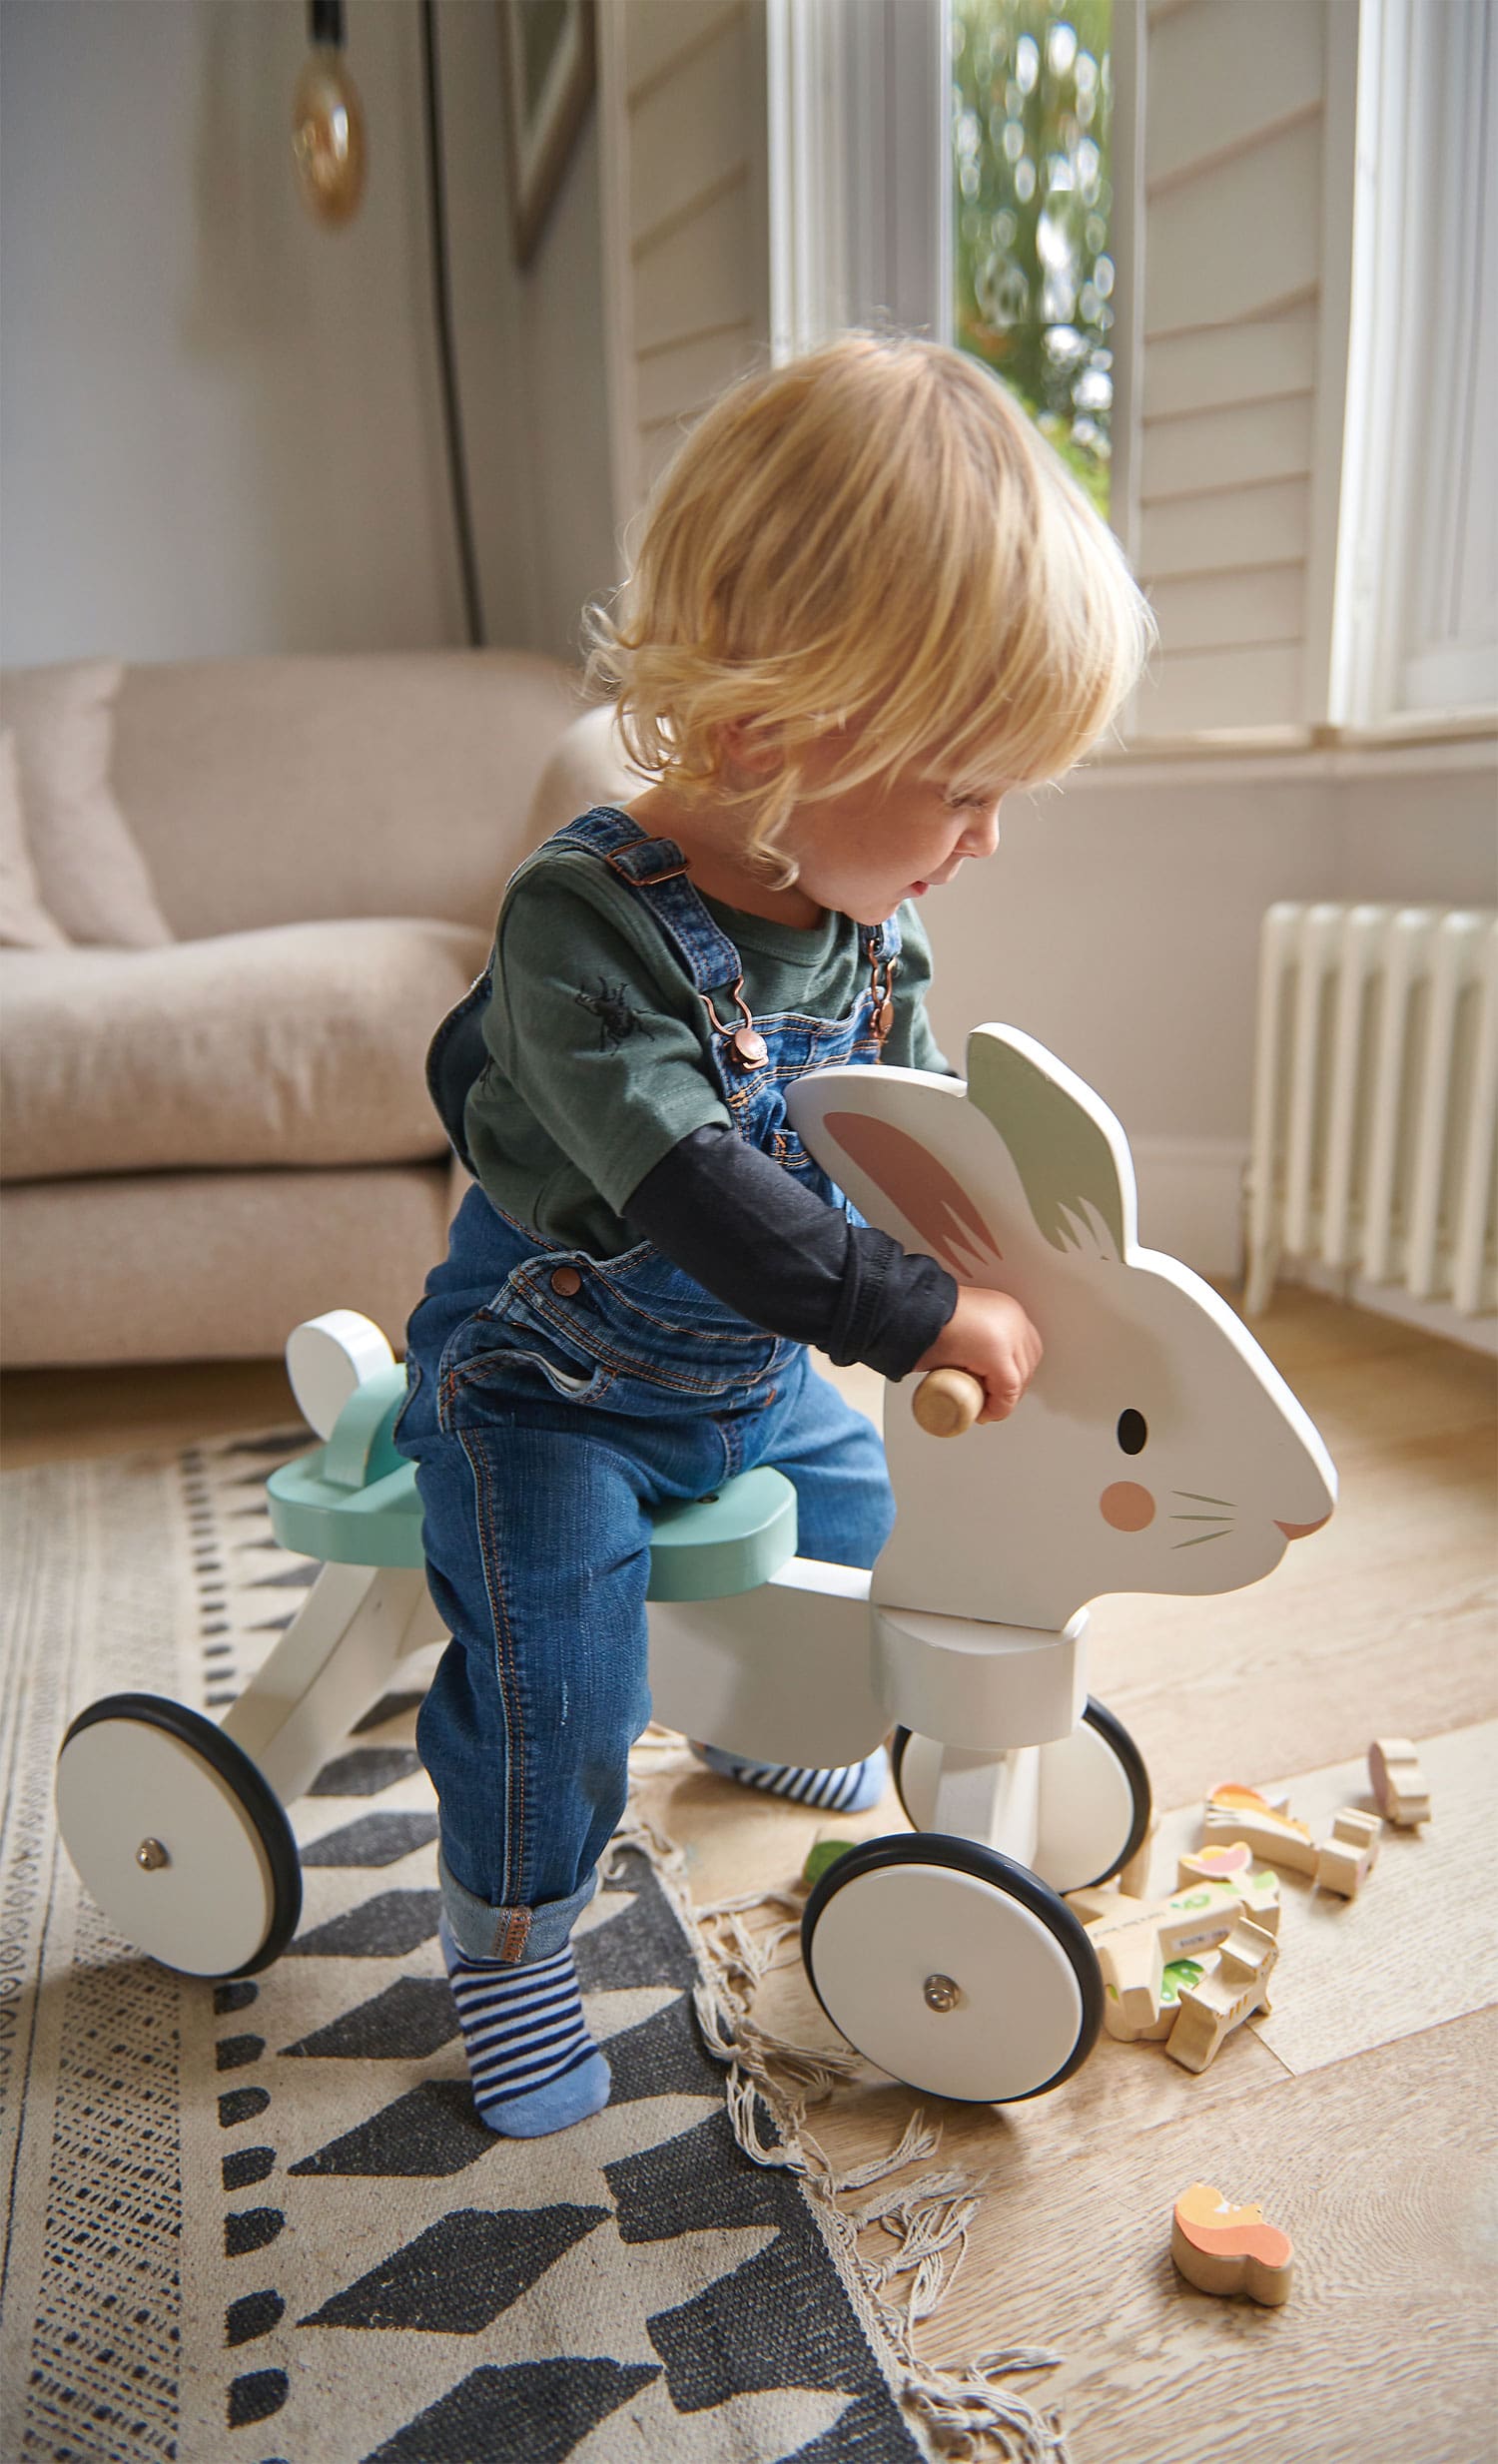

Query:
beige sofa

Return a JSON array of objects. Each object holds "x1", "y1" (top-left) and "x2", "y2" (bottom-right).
[{"x1": 0, "y1": 654, "x2": 631, "y2": 1367}]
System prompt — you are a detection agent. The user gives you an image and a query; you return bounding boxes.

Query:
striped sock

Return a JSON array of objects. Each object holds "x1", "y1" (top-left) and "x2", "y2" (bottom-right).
[
  {"x1": 690, "y1": 1741, "x2": 889, "y2": 1814},
  {"x1": 438, "y1": 1914, "x2": 611, "y2": 2139}
]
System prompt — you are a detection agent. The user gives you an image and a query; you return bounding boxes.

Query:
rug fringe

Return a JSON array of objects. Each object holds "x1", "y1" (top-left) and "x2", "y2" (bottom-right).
[{"x1": 610, "y1": 1795, "x2": 1073, "y2": 2464}]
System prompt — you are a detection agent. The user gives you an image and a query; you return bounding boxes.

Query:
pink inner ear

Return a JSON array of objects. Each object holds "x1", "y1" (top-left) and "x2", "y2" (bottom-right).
[{"x1": 823, "y1": 1111, "x2": 1004, "y2": 1278}]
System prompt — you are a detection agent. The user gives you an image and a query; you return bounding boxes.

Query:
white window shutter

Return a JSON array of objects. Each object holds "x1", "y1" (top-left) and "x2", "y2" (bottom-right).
[
  {"x1": 1125, "y1": 0, "x2": 1360, "y2": 739},
  {"x1": 597, "y1": 1, "x2": 772, "y2": 556},
  {"x1": 1329, "y1": 0, "x2": 1497, "y2": 727}
]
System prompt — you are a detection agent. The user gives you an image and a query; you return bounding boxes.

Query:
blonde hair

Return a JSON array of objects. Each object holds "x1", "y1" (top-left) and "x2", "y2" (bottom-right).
[{"x1": 585, "y1": 330, "x2": 1155, "y2": 879}]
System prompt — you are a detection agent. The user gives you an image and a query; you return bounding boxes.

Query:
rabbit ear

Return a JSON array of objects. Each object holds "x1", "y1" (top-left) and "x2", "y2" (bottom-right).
[
  {"x1": 966, "y1": 1026, "x2": 1137, "y2": 1265},
  {"x1": 821, "y1": 1111, "x2": 1006, "y2": 1280}
]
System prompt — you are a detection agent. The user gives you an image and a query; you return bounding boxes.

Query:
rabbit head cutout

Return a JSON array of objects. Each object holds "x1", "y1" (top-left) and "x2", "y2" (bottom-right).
[{"x1": 788, "y1": 1026, "x2": 1337, "y2": 1630}]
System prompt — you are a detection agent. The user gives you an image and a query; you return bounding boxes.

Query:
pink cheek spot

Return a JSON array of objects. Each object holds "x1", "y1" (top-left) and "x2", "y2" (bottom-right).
[{"x1": 1101, "y1": 1481, "x2": 1155, "y2": 1533}]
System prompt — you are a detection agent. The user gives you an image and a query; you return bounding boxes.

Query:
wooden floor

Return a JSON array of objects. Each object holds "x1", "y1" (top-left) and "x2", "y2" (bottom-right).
[{"x1": 4, "y1": 1288, "x2": 1495, "y2": 2462}]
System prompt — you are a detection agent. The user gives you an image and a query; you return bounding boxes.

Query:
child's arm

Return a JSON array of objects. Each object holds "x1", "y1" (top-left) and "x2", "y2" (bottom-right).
[
  {"x1": 625, "y1": 1127, "x2": 1043, "y2": 1417},
  {"x1": 623, "y1": 1124, "x2": 956, "y2": 1381}
]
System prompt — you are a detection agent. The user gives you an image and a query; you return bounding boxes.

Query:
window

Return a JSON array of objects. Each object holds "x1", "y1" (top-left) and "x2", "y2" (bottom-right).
[{"x1": 952, "y1": 0, "x2": 1117, "y2": 519}]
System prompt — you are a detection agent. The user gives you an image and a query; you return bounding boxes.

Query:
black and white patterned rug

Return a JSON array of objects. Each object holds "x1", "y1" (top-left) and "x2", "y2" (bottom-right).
[{"x1": 1, "y1": 1429, "x2": 1053, "y2": 2464}]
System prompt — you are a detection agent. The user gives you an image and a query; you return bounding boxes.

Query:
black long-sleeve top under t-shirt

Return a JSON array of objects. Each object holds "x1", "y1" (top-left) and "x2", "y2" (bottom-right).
[{"x1": 623, "y1": 1123, "x2": 957, "y2": 1381}]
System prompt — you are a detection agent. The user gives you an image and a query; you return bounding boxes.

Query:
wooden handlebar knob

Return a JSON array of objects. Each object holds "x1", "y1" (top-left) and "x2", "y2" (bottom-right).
[{"x1": 911, "y1": 1368, "x2": 985, "y2": 1438}]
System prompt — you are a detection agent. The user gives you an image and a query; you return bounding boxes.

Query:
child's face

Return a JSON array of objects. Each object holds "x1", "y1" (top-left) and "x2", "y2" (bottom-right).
[{"x1": 783, "y1": 752, "x2": 1008, "y2": 925}]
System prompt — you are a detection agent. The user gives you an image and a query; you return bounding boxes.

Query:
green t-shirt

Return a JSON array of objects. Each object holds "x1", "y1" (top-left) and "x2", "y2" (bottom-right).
[{"x1": 463, "y1": 839, "x2": 951, "y2": 1259}]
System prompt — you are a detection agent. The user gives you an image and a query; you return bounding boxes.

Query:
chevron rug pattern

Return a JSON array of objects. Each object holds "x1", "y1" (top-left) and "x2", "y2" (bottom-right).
[{"x1": 0, "y1": 1430, "x2": 937, "y2": 2464}]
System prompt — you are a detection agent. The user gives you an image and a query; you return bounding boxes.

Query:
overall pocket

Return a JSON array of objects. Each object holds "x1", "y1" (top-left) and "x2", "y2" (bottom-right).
[{"x1": 436, "y1": 1274, "x2": 615, "y2": 1425}]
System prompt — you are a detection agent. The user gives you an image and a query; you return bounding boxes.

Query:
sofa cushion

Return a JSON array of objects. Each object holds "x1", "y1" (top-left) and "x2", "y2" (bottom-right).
[
  {"x1": 0, "y1": 1163, "x2": 457, "y2": 1367},
  {"x1": 0, "y1": 659, "x2": 174, "y2": 946},
  {"x1": 107, "y1": 652, "x2": 588, "y2": 940},
  {"x1": 0, "y1": 918, "x2": 488, "y2": 1183},
  {"x1": 0, "y1": 730, "x2": 70, "y2": 949}
]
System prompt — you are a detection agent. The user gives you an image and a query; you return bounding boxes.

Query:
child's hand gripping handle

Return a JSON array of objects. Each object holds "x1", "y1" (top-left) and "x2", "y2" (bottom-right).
[
  {"x1": 911, "y1": 1286, "x2": 1044, "y2": 1433},
  {"x1": 912, "y1": 1368, "x2": 986, "y2": 1437}
]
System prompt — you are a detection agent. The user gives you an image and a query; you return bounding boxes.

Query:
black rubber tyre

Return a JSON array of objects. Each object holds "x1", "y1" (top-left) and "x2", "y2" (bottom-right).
[
  {"x1": 890, "y1": 1697, "x2": 1153, "y2": 1893},
  {"x1": 802, "y1": 1829, "x2": 1103, "y2": 2104},
  {"x1": 57, "y1": 1692, "x2": 303, "y2": 1977}
]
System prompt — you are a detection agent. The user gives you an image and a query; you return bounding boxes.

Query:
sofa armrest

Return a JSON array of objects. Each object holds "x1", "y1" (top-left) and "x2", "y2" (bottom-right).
[{"x1": 524, "y1": 703, "x2": 642, "y2": 843}]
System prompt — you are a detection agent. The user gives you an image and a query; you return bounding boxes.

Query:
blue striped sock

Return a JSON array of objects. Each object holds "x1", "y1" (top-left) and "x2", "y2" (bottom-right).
[
  {"x1": 438, "y1": 1914, "x2": 611, "y2": 2139},
  {"x1": 690, "y1": 1741, "x2": 888, "y2": 1814}
]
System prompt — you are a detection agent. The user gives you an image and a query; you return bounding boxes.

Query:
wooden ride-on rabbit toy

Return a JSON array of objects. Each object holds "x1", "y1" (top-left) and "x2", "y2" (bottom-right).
[{"x1": 55, "y1": 1026, "x2": 1336, "y2": 2109}]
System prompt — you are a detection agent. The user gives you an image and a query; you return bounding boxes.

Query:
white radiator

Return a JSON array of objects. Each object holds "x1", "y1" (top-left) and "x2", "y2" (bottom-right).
[{"x1": 1244, "y1": 903, "x2": 1498, "y2": 1329}]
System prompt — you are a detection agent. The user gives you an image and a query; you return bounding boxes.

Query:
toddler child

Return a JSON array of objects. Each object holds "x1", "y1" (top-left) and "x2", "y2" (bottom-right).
[{"x1": 393, "y1": 331, "x2": 1153, "y2": 2136}]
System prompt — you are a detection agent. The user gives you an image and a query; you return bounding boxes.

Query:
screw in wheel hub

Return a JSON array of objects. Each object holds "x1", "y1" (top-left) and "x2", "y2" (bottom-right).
[
  {"x1": 135, "y1": 1837, "x2": 171, "y2": 1872},
  {"x1": 923, "y1": 1972, "x2": 962, "y2": 2012}
]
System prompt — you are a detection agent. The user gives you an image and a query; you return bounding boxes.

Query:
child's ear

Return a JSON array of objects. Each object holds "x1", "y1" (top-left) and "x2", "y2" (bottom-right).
[{"x1": 718, "y1": 717, "x2": 781, "y2": 776}]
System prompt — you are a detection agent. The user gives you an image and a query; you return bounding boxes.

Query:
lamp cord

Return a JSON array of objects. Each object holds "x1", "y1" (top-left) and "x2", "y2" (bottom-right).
[{"x1": 418, "y1": 0, "x2": 486, "y2": 647}]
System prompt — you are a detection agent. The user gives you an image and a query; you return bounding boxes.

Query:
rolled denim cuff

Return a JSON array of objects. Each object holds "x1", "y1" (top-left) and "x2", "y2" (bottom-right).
[{"x1": 437, "y1": 1841, "x2": 598, "y2": 1965}]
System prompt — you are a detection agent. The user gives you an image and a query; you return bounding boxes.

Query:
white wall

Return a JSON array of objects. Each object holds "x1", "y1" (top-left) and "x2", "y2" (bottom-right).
[
  {"x1": 0, "y1": 0, "x2": 616, "y2": 667},
  {"x1": 920, "y1": 754, "x2": 1496, "y2": 1268}
]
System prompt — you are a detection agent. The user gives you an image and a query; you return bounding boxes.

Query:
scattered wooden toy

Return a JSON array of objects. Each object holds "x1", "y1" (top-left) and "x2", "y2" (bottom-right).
[
  {"x1": 1165, "y1": 1916, "x2": 1278, "y2": 2072},
  {"x1": 1202, "y1": 1783, "x2": 1318, "y2": 1875},
  {"x1": 1069, "y1": 1868, "x2": 1281, "y2": 2042},
  {"x1": 1204, "y1": 1782, "x2": 1384, "y2": 1896},
  {"x1": 1368, "y1": 1737, "x2": 1430, "y2": 1827},
  {"x1": 1314, "y1": 1806, "x2": 1382, "y2": 1897},
  {"x1": 801, "y1": 1836, "x2": 858, "y2": 1890},
  {"x1": 1136, "y1": 1952, "x2": 1216, "y2": 2042},
  {"x1": 1171, "y1": 2181, "x2": 1294, "y2": 2305},
  {"x1": 1174, "y1": 1840, "x2": 1280, "y2": 1922}
]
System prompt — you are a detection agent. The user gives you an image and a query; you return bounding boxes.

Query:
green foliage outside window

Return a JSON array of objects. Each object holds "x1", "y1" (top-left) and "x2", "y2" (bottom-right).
[{"x1": 952, "y1": 0, "x2": 1116, "y2": 517}]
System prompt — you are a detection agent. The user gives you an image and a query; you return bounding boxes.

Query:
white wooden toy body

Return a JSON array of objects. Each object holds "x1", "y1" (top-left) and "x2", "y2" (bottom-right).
[{"x1": 652, "y1": 1023, "x2": 1335, "y2": 1876}]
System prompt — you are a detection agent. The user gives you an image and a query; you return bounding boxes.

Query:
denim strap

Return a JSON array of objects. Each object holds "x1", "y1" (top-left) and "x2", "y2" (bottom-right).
[{"x1": 552, "y1": 806, "x2": 745, "y2": 996}]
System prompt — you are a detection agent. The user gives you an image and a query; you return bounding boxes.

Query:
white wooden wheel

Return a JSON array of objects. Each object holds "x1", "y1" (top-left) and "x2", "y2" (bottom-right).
[
  {"x1": 892, "y1": 1699, "x2": 1151, "y2": 1897},
  {"x1": 55, "y1": 1694, "x2": 302, "y2": 1978},
  {"x1": 802, "y1": 1836, "x2": 1102, "y2": 2103}
]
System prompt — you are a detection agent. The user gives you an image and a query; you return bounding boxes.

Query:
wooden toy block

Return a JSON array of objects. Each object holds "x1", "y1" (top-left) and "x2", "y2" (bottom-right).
[
  {"x1": 1173, "y1": 1841, "x2": 1281, "y2": 1931},
  {"x1": 1137, "y1": 1952, "x2": 1217, "y2": 2042},
  {"x1": 1069, "y1": 1873, "x2": 1278, "y2": 2042},
  {"x1": 1368, "y1": 1737, "x2": 1430, "y2": 1826},
  {"x1": 1314, "y1": 1805, "x2": 1382, "y2": 1897},
  {"x1": 1171, "y1": 2182, "x2": 1293, "y2": 2305},
  {"x1": 1165, "y1": 1917, "x2": 1278, "y2": 2073},
  {"x1": 1202, "y1": 1783, "x2": 1318, "y2": 1875}
]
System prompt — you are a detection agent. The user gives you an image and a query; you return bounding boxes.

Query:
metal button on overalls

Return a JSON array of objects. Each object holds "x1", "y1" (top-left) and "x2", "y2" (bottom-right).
[{"x1": 550, "y1": 1266, "x2": 582, "y2": 1297}]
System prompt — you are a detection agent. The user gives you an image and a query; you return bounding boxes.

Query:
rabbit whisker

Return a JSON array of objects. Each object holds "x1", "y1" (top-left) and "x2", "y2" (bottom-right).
[
  {"x1": 1174, "y1": 1491, "x2": 1234, "y2": 1508},
  {"x1": 1172, "y1": 1529, "x2": 1231, "y2": 1548},
  {"x1": 1170, "y1": 1513, "x2": 1236, "y2": 1523}
]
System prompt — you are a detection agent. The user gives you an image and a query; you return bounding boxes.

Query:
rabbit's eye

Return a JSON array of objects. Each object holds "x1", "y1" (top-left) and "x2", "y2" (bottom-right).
[{"x1": 1117, "y1": 1409, "x2": 1147, "y2": 1456}]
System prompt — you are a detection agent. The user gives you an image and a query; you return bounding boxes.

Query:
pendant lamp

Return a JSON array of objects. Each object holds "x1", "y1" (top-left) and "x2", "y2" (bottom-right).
[{"x1": 292, "y1": 0, "x2": 367, "y2": 227}]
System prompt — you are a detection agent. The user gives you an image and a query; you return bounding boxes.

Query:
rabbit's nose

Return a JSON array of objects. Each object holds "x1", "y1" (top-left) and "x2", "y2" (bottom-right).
[{"x1": 1275, "y1": 1515, "x2": 1331, "y2": 1540}]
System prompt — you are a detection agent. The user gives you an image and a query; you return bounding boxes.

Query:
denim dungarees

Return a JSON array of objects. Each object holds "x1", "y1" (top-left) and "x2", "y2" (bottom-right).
[{"x1": 395, "y1": 807, "x2": 900, "y2": 1962}]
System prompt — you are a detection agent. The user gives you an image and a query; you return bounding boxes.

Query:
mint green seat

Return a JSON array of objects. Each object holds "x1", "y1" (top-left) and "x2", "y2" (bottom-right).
[{"x1": 266, "y1": 1365, "x2": 799, "y2": 1601}]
